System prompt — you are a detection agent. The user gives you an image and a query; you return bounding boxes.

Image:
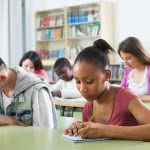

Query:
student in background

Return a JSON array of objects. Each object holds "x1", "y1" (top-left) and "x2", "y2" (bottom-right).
[
  {"x1": 0, "y1": 57, "x2": 57, "y2": 128},
  {"x1": 19, "y1": 51, "x2": 49, "y2": 82},
  {"x1": 64, "y1": 39, "x2": 150, "y2": 141},
  {"x1": 50, "y1": 58, "x2": 81, "y2": 98},
  {"x1": 118, "y1": 37, "x2": 150, "y2": 101}
]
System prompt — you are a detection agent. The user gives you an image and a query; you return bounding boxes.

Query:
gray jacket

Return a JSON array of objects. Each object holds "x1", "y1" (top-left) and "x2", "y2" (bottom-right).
[{"x1": 2, "y1": 66, "x2": 57, "y2": 128}]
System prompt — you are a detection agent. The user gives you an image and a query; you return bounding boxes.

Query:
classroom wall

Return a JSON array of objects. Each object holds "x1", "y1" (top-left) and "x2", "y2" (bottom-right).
[
  {"x1": 116, "y1": 0, "x2": 150, "y2": 52},
  {"x1": 0, "y1": 0, "x2": 9, "y2": 64}
]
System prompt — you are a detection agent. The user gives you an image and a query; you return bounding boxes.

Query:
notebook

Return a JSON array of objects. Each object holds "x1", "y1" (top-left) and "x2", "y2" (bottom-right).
[{"x1": 62, "y1": 134, "x2": 110, "y2": 143}]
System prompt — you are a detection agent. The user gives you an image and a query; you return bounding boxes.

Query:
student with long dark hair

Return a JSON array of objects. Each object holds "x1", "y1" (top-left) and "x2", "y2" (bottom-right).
[
  {"x1": 118, "y1": 37, "x2": 150, "y2": 101},
  {"x1": 19, "y1": 51, "x2": 49, "y2": 81},
  {"x1": 64, "y1": 39, "x2": 150, "y2": 141}
]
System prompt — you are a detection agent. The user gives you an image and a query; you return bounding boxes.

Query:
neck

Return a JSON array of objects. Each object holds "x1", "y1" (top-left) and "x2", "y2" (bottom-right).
[
  {"x1": 134, "y1": 64, "x2": 146, "y2": 72},
  {"x1": 97, "y1": 82, "x2": 111, "y2": 103}
]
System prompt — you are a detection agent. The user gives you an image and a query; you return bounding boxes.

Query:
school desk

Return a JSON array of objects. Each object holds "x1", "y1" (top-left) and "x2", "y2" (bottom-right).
[
  {"x1": 54, "y1": 97, "x2": 86, "y2": 116},
  {"x1": 0, "y1": 126, "x2": 150, "y2": 150},
  {"x1": 143, "y1": 102, "x2": 150, "y2": 109}
]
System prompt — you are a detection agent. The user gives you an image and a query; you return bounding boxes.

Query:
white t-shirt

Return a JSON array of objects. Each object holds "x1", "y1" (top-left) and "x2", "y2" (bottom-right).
[
  {"x1": 49, "y1": 79, "x2": 81, "y2": 98},
  {"x1": 128, "y1": 66, "x2": 148, "y2": 96}
]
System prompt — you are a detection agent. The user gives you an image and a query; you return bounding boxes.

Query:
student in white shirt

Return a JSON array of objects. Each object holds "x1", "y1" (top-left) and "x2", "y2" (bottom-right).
[{"x1": 50, "y1": 58, "x2": 81, "y2": 99}]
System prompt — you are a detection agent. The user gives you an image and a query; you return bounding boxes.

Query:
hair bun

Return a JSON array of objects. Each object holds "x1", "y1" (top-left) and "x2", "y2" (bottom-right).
[{"x1": 93, "y1": 39, "x2": 114, "y2": 53}]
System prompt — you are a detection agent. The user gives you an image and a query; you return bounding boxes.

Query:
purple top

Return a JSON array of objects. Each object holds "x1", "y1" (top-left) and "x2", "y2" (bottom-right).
[{"x1": 120, "y1": 65, "x2": 150, "y2": 94}]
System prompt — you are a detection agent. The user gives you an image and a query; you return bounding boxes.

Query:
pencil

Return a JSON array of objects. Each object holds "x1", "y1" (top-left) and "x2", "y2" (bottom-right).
[{"x1": 88, "y1": 108, "x2": 99, "y2": 122}]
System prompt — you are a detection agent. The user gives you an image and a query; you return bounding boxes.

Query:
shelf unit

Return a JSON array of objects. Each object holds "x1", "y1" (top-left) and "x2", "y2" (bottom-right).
[{"x1": 35, "y1": 2, "x2": 115, "y2": 67}]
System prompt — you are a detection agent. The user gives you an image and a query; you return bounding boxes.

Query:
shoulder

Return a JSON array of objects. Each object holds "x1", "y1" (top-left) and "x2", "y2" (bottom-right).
[
  {"x1": 35, "y1": 69, "x2": 47, "y2": 76},
  {"x1": 115, "y1": 87, "x2": 138, "y2": 105},
  {"x1": 115, "y1": 86, "x2": 137, "y2": 98},
  {"x1": 124, "y1": 66, "x2": 131, "y2": 75}
]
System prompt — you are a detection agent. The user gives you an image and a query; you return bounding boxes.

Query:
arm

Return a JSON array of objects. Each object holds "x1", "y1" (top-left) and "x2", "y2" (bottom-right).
[
  {"x1": 0, "y1": 115, "x2": 27, "y2": 126},
  {"x1": 78, "y1": 98, "x2": 150, "y2": 141},
  {"x1": 106, "y1": 98, "x2": 149, "y2": 140},
  {"x1": 139, "y1": 95, "x2": 150, "y2": 102},
  {"x1": 49, "y1": 80, "x2": 62, "y2": 97},
  {"x1": 32, "y1": 88, "x2": 57, "y2": 129}
]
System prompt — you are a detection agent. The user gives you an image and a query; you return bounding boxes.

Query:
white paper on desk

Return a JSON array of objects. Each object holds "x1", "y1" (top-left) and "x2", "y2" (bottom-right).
[
  {"x1": 64, "y1": 97, "x2": 86, "y2": 102},
  {"x1": 54, "y1": 97, "x2": 86, "y2": 102},
  {"x1": 62, "y1": 134, "x2": 110, "y2": 143}
]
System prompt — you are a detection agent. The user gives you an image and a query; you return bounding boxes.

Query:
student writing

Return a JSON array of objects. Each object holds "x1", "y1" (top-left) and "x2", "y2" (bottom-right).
[
  {"x1": 64, "y1": 39, "x2": 150, "y2": 141},
  {"x1": 50, "y1": 58, "x2": 81, "y2": 98},
  {"x1": 118, "y1": 37, "x2": 150, "y2": 101}
]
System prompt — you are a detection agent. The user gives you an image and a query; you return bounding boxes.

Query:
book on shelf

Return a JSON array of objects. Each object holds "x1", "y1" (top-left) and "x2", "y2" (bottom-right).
[
  {"x1": 76, "y1": 25, "x2": 87, "y2": 37},
  {"x1": 49, "y1": 16, "x2": 56, "y2": 27},
  {"x1": 68, "y1": 23, "x2": 100, "y2": 38},
  {"x1": 55, "y1": 15, "x2": 64, "y2": 26},
  {"x1": 78, "y1": 10, "x2": 88, "y2": 23},
  {"x1": 38, "y1": 14, "x2": 64, "y2": 28},
  {"x1": 66, "y1": 45, "x2": 83, "y2": 62},
  {"x1": 48, "y1": 48, "x2": 65, "y2": 59},
  {"x1": 71, "y1": 11, "x2": 79, "y2": 24},
  {"x1": 36, "y1": 49, "x2": 49, "y2": 60},
  {"x1": 110, "y1": 64, "x2": 125, "y2": 81},
  {"x1": 37, "y1": 28, "x2": 64, "y2": 41},
  {"x1": 68, "y1": 8, "x2": 99, "y2": 24},
  {"x1": 40, "y1": 15, "x2": 51, "y2": 27}
]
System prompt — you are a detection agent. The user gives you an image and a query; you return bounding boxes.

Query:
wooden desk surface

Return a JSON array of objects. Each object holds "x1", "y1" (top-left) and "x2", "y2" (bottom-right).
[
  {"x1": 54, "y1": 97, "x2": 86, "y2": 108},
  {"x1": 0, "y1": 126, "x2": 150, "y2": 150},
  {"x1": 143, "y1": 102, "x2": 150, "y2": 109}
]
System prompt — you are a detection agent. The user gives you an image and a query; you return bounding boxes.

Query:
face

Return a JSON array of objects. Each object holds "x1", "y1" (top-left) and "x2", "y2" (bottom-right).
[
  {"x1": 22, "y1": 59, "x2": 35, "y2": 72},
  {"x1": 55, "y1": 66, "x2": 73, "y2": 81},
  {"x1": 73, "y1": 61, "x2": 108, "y2": 101},
  {"x1": 120, "y1": 51, "x2": 140, "y2": 69}
]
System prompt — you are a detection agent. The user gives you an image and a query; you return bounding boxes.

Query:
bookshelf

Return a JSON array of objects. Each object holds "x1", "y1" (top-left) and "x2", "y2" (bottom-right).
[{"x1": 35, "y1": 2, "x2": 115, "y2": 67}]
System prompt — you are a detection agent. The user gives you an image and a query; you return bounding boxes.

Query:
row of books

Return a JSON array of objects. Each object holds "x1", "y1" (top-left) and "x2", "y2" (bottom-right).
[
  {"x1": 37, "y1": 14, "x2": 64, "y2": 28},
  {"x1": 37, "y1": 28, "x2": 64, "y2": 41},
  {"x1": 110, "y1": 64, "x2": 125, "y2": 81},
  {"x1": 68, "y1": 23, "x2": 100, "y2": 38},
  {"x1": 65, "y1": 45, "x2": 83, "y2": 62},
  {"x1": 36, "y1": 49, "x2": 65, "y2": 60},
  {"x1": 48, "y1": 49, "x2": 65, "y2": 59},
  {"x1": 37, "y1": 45, "x2": 83, "y2": 64},
  {"x1": 67, "y1": 9, "x2": 99, "y2": 24}
]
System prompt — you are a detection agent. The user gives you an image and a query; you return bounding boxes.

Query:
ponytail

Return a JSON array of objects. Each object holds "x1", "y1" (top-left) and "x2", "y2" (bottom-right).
[{"x1": 93, "y1": 39, "x2": 115, "y2": 54}]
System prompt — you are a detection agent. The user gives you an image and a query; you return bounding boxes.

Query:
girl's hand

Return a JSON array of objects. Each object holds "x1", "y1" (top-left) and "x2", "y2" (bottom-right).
[
  {"x1": 78, "y1": 122, "x2": 105, "y2": 139},
  {"x1": 64, "y1": 121, "x2": 84, "y2": 136}
]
